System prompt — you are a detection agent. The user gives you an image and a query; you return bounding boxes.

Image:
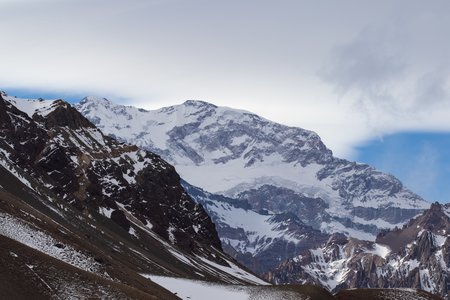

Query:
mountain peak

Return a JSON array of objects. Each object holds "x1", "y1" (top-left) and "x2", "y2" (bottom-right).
[
  {"x1": 182, "y1": 99, "x2": 218, "y2": 108},
  {"x1": 417, "y1": 202, "x2": 450, "y2": 231},
  {"x1": 2, "y1": 94, "x2": 94, "y2": 130},
  {"x1": 429, "y1": 201, "x2": 443, "y2": 212}
]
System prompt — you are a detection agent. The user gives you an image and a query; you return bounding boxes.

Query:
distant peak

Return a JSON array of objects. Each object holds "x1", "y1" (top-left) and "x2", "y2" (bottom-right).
[
  {"x1": 410, "y1": 201, "x2": 450, "y2": 233},
  {"x1": 419, "y1": 202, "x2": 447, "y2": 221},
  {"x1": 430, "y1": 202, "x2": 443, "y2": 212},
  {"x1": 182, "y1": 100, "x2": 217, "y2": 108}
]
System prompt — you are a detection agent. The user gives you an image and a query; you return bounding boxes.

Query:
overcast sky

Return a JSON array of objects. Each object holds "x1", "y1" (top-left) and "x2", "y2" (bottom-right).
[{"x1": 1, "y1": 1, "x2": 450, "y2": 160}]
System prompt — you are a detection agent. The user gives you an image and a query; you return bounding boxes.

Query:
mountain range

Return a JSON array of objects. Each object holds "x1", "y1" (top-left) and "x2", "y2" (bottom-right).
[{"x1": 0, "y1": 91, "x2": 447, "y2": 299}]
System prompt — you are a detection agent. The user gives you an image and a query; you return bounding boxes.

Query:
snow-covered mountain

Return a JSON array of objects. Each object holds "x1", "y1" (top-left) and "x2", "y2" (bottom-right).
[
  {"x1": 268, "y1": 203, "x2": 450, "y2": 298},
  {"x1": 76, "y1": 97, "x2": 429, "y2": 240},
  {"x1": 75, "y1": 97, "x2": 441, "y2": 296}
]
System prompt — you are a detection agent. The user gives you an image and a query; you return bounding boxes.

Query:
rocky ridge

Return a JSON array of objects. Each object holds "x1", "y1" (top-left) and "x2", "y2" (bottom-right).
[{"x1": 268, "y1": 203, "x2": 450, "y2": 298}]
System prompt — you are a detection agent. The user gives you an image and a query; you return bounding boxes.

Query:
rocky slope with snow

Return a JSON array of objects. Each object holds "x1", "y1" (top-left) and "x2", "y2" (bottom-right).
[
  {"x1": 268, "y1": 203, "x2": 450, "y2": 298},
  {"x1": 182, "y1": 180, "x2": 330, "y2": 275}
]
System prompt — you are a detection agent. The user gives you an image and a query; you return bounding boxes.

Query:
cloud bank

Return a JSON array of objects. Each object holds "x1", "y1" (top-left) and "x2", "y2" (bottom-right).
[{"x1": 1, "y1": 0, "x2": 450, "y2": 158}]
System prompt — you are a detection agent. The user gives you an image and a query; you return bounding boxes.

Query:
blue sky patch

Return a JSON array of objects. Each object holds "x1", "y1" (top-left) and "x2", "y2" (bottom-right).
[{"x1": 356, "y1": 132, "x2": 450, "y2": 203}]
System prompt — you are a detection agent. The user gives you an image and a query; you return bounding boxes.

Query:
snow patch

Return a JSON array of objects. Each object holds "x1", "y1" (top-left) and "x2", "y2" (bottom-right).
[
  {"x1": 320, "y1": 221, "x2": 376, "y2": 241},
  {"x1": 419, "y1": 269, "x2": 436, "y2": 293},
  {"x1": 140, "y1": 275, "x2": 287, "y2": 300},
  {"x1": 99, "y1": 207, "x2": 113, "y2": 218},
  {"x1": 433, "y1": 233, "x2": 447, "y2": 248},
  {"x1": 196, "y1": 256, "x2": 268, "y2": 285},
  {"x1": 167, "y1": 226, "x2": 176, "y2": 244}
]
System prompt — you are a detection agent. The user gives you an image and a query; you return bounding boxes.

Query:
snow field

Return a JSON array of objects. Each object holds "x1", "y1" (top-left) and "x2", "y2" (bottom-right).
[{"x1": 141, "y1": 275, "x2": 304, "y2": 300}]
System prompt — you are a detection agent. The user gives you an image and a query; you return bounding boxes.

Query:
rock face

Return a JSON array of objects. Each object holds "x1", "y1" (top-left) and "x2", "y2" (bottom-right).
[
  {"x1": 268, "y1": 203, "x2": 450, "y2": 298},
  {"x1": 76, "y1": 97, "x2": 431, "y2": 279}
]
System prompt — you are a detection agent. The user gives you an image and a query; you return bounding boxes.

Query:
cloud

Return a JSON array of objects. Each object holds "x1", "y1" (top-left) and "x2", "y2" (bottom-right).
[
  {"x1": 414, "y1": 70, "x2": 450, "y2": 107},
  {"x1": 320, "y1": 27, "x2": 407, "y2": 95},
  {"x1": 319, "y1": 6, "x2": 450, "y2": 137}
]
